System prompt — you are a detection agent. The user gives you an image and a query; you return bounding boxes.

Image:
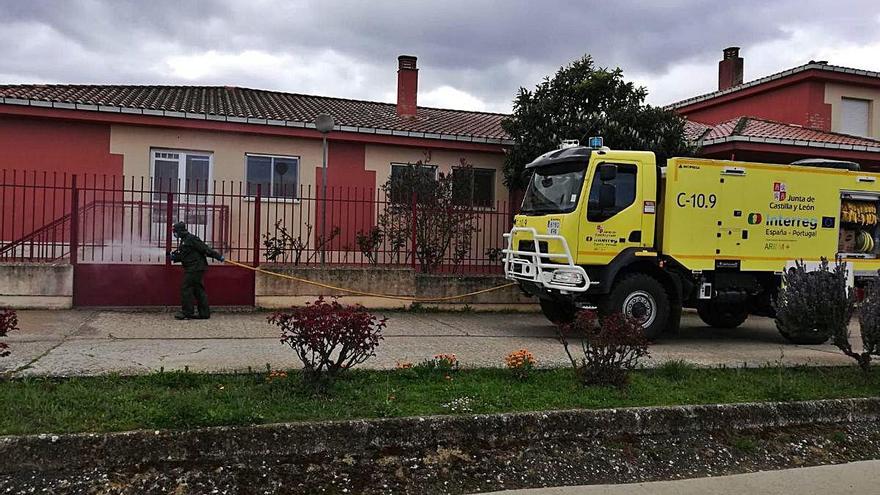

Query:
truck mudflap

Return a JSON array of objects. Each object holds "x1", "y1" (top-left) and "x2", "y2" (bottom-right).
[{"x1": 502, "y1": 227, "x2": 590, "y2": 292}]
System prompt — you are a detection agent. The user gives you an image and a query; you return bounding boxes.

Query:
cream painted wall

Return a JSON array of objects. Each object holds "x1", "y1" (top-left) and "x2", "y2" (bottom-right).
[
  {"x1": 106, "y1": 124, "x2": 510, "y2": 262},
  {"x1": 364, "y1": 144, "x2": 509, "y2": 205},
  {"x1": 825, "y1": 83, "x2": 880, "y2": 139},
  {"x1": 109, "y1": 124, "x2": 324, "y2": 186}
]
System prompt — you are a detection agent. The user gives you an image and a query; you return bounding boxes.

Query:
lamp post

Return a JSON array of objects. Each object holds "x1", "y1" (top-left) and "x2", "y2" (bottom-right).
[{"x1": 314, "y1": 113, "x2": 335, "y2": 264}]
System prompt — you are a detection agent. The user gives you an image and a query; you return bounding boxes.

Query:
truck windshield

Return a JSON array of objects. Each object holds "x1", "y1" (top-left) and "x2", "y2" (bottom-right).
[{"x1": 520, "y1": 162, "x2": 587, "y2": 214}]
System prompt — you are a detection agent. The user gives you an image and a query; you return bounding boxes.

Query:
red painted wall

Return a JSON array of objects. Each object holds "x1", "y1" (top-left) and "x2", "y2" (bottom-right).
[
  {"x1": 0, "y1": 116, "x2": 123, "y2": 174},
  {"x1": 0, "y1": 116, "x2": 123, "y2": 244},
  {"x1": 680, "y1": 81, "x2": 831, "y2": 131},
  {"x1": 314, "y1": 141, "x2": 376, "y2": 250},
  {"x1": 73, "y1": 264, "x2": 255, "y2": 306}
]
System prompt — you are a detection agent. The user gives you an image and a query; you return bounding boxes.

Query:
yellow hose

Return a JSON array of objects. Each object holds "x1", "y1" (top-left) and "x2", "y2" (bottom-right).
[{"x1": 223, "y1": 259, "x2": 518, "y2": 303}]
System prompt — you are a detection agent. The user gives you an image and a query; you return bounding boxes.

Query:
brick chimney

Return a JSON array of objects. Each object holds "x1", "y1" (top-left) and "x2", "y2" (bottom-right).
[
  {"x1": 718, "y1": 47, "x2": 744, "y2": 91},
  {"x1": 397, "y1": 55, "x2": 418, "y2": 117}
]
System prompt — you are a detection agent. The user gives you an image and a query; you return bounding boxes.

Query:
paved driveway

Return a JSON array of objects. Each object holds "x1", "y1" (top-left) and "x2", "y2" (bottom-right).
[{"x1": 0, "y1": 309, "x2": 863, "y2": 376}]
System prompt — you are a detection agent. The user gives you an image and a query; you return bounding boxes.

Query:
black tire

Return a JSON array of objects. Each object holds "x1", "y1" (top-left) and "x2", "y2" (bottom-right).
[
  {"x1": 599, "y1": 273, "x2": 670, "y2": 340},
  {"x1": 775, "y1": 319, "x2": 829, "y2": 345},
  {"x1": 539, "y1": 299, "x2": 577, "y2": 325},
  {"x1": 696, "y1": 302, "x2": 749, "y2": 329}
]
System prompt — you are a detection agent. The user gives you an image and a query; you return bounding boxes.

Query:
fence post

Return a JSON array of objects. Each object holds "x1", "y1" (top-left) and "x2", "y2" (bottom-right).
[
  {"x1": 410, "y1": 191, "x2": 417, "y2": 271},
  {"x1": 165, "y1": 191, "x2": 174, "y2": 266},
  {"x1": 253, "y1": 184, "x2": 261, "y2": 267},
  {"x1": 69, "y1": 175, "x2": 79, "y2": 265}
]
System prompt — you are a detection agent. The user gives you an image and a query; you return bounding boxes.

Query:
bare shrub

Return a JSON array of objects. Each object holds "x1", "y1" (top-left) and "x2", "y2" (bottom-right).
[{"x1": 557, "y1": 310, "x2": 649, "y2": 387}]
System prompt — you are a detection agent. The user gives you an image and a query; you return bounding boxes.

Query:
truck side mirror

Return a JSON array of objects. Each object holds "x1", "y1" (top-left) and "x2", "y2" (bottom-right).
[
  {"x1": 599, "y1": 183, "x2": 616, "y2": 209},
  {"x1": 599, "y1": 163, "x2": 617, "y2": 182}
]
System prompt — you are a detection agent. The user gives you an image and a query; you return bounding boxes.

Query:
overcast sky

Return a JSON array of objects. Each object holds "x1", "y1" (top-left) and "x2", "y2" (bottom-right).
[{"x1": 1, "y1": 0, "x2": 879, "y2": 113}]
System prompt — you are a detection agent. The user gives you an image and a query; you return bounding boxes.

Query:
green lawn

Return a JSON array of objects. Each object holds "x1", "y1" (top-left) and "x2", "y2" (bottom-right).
[{"x1": 1, "y1": 365, "x2": 878, "y2": 435}]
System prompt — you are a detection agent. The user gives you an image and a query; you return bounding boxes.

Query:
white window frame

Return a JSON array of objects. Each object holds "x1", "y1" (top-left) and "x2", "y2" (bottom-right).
[
  {"x1": 150, "y1": 148, "x2": 214, "y2": 198},
  {"x1": 840, "y1": 97, "x2": 871, "y2": 137},
  {"x1": 245, "y1": 153, "x2": 301, "y2": 203}
]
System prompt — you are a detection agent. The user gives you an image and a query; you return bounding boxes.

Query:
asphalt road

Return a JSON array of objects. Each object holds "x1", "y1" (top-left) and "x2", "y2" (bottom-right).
[{"x1": 0, "y1": 308, "x2": 865, "y2": 376}]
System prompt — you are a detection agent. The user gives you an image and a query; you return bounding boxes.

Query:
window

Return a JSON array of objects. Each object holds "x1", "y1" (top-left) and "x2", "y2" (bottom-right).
[
  {"x1": 520, "y1": 162, "x2": 587, "y2": 215},
  {"x1": 246, "y1": 154, "x2": 299, "y2": 199},
  {"x1": 586, "y1": 163, "x2": 637, "y2": 222},
  {"x1": 389, "y1": 163, "x2": 437, "y2": 203},
  {"x1": 840, "y1": 98, "x2": 871, "y2": 137},
  {"x1": 151, "y1": 149, "x2": 212, "y2": 201},
  {"x1": 452, "y1": 167, "x2": 496, "y2": 207}
]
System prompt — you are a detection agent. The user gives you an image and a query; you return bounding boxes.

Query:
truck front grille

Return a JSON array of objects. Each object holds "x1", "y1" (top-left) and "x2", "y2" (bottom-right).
[{"x1": 518, "y1": 240, "x2": 548, "y2": 253}]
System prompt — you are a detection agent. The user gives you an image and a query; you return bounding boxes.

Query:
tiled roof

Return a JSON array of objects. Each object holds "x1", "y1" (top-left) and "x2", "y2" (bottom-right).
[
  {"x1": 0, "y1": 84, "x2": 511, "y2": 144},
  {"x1": 686, "y1": 116, "x2": 880, "y2": 152},
  {"x1": 667, "y1": 62, "x2": 880, "y2": 109}
]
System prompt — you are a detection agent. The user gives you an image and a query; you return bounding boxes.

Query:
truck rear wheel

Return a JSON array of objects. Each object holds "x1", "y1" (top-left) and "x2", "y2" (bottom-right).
[
  {"x1": 599, "y1": 273, "x2": 670, "y2": 340},
  {"x1": 539, "y1": 299, "x2": 577, "y2": 325},
  {"x1": 696, "y1": 302, "x2": 749, "y2": 329}
]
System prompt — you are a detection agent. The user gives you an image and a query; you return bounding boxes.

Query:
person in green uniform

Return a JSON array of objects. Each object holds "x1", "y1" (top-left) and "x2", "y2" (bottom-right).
[{"x1": 168, "y1": 221, "x2": 224, "y2": 320}]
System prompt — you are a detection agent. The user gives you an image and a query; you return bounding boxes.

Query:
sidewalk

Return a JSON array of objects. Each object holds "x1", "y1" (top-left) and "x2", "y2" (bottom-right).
[
  {"x1": 486, "y1": 460, "x2": 880, "y2": 494},
  {"x1": 0, "y1": 309, "x2": 860, "y2": 376}
]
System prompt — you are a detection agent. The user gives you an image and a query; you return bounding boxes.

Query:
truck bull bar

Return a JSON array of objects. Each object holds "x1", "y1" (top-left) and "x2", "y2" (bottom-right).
[{"x1": 502, "y1": 227, "x2": 590, "y2": 292}]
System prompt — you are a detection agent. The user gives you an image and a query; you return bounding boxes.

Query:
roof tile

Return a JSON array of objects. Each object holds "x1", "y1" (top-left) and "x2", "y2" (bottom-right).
[
  {"x1": 0, "y1": 84, "x2": 508, "y2": 140},
  {"x1": 690, "y1": 116, "x2": 880, "y2": 148}
]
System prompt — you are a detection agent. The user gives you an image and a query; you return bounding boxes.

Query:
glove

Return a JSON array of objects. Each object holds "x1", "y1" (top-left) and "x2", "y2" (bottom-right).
[{"x1": 218, "y1": 255, "x2": 225, "y2": 262}]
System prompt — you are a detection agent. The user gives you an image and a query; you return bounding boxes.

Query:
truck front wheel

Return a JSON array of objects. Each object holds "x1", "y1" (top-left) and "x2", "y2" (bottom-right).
[
  {"x1": 539, "y1": 299, "x2": 577, "y2": 325},
  {"x1": 696, "y1": 302, "x2": 749, "y2": 329},
  {"x1": 599, "y1": 273, "x2": 670, "y2": 340}
]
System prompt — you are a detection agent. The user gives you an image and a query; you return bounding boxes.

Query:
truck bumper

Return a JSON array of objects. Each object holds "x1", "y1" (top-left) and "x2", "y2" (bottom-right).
[{"x1": 502, "y1": 227, "x2": 590, "y2": 293}]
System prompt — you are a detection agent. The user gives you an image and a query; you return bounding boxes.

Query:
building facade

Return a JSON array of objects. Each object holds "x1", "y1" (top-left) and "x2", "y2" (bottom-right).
[{"x1": 671, "y1": 48, "x2": 880, "y2": 169}]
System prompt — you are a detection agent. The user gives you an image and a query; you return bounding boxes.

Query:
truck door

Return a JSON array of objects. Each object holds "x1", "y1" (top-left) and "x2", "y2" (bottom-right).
[
  {"x1": 579, "y1": 161, "x2": 643, "y2": 264},
  {"x1": 716, "y1": 166, "x2": 749, "y2": 259}
]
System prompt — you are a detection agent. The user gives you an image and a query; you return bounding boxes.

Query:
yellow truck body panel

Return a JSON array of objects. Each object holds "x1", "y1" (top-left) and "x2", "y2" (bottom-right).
[{"x1": 662, "y1": 157, "x2": 880, "y2": 274}]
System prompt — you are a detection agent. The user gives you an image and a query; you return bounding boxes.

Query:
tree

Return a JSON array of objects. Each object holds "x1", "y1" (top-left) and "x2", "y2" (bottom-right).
[
  {"x1": 378, "y1": 153, "x2": 479, "y2": 272},
  {"x1": 501, "y1": 55, "x2": 694, "y2": 190}
]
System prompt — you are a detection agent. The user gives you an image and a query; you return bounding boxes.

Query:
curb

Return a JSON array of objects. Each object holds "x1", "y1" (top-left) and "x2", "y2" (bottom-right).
[{"x1": 2, "y1": 397, "x2": 879, "y2": 474}]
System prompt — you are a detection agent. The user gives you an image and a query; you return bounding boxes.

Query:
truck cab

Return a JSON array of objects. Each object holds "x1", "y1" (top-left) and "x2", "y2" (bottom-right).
[{"x1": 504, "y1": 144, "x2": 671, "y2": 336}]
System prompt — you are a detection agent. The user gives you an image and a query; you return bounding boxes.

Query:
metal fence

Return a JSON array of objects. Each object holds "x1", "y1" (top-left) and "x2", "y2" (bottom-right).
[{"x1": 0, "y1": 170, "x2": 513, "y2": 273}]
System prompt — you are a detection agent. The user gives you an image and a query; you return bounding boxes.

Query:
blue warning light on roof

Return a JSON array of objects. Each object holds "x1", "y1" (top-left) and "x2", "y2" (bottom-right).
[{"x1": 588, "y1": 136, "x2": 604, "y2": 149}]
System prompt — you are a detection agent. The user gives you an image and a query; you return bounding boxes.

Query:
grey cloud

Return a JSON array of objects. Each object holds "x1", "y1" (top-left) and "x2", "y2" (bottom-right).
[{"x1": 1, "y1": 0, "x2": 879, "y2": 112}]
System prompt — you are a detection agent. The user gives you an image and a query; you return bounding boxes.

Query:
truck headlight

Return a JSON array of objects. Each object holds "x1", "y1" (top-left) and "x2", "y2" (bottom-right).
[{"x1": 551, "y1": 270, "x2": 585, "y2": 286}]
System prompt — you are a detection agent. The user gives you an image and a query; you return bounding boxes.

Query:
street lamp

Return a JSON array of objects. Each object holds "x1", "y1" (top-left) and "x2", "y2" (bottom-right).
[{"x1": 315, "y1": 113, "x2": 335, "y2": 264}]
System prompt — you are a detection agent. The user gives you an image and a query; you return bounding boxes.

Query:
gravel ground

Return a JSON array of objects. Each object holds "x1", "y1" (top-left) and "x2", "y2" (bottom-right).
[{"x1": 2, "y1": 422, "x2": 878, "y2": 494}]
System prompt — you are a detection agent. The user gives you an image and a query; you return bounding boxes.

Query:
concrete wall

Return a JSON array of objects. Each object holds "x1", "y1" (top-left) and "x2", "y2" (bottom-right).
[
  {"x1": 255, "y1": 266, "x2": 536, "y2": 310},
  {"x1": 0, "y1": 264, "x2": 73, "y2": 309},
  {"x1": 3, "y1": 398, "x2": 878, "y2": 492}
]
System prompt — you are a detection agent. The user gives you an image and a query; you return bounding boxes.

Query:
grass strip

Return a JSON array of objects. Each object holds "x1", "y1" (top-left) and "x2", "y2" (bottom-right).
[{"x1": 1, "y1": 364, "x2": 878, "y2": 435}]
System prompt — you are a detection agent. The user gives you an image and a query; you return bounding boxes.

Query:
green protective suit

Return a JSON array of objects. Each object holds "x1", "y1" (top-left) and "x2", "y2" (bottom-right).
[{"x1": 173, "y1": 232, "x2": 223, "y2": 318}]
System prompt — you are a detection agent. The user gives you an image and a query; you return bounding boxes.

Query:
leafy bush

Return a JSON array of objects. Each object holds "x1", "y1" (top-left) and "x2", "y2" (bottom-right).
[
  {"x1": 355, "y1": 226, "x2": 383, "y2": 264},
  {"x1": 848, "y1": 274, "x2": 880, "y2": 372},
  {"x1": 504, "y1": 349, "x2": 536, "y2": 380},
  {"x1": 557, "y1": 311, "x2": 649, "y2": 387},
  {"x1": 268, "y1": 297, "x2": 386, "y2": 388},
  {"x1": 775, "y1": 259, "x2": 854, "y2": 345},
  {"x1": 415, "y1": 353, "x2": 460, "y2": 379},
  {"x1": 0, "y1": 308, "x2": 17, "y2": 358},
  {"x1": 378, "y1": 153, "x2": 479, "y2": 272}
]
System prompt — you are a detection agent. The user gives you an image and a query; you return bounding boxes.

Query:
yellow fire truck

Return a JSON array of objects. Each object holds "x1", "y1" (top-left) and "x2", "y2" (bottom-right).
[{"x1": 503, "y1": 142, "x2": 880, "y2": 342}]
